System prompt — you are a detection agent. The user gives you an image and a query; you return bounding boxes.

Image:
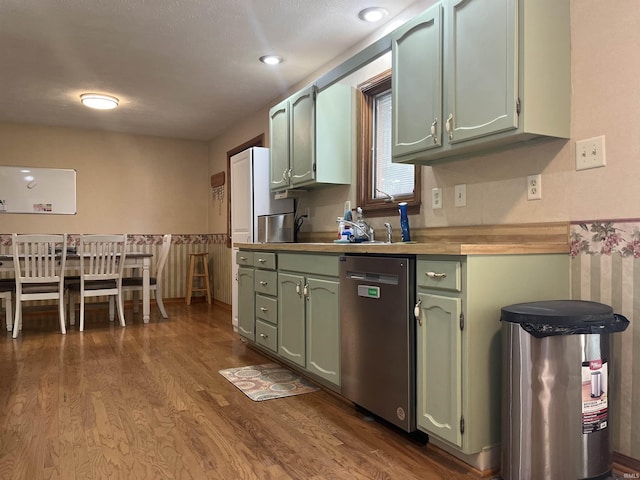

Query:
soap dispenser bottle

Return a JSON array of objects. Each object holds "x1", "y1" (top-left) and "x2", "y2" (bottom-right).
[{"x1": 399, "y1": 202, "x2": 411, "y2": 242}]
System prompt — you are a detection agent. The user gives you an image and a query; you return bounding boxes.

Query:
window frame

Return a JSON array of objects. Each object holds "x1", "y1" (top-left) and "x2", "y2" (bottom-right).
[{"x1": 356, "y1": 69, "x2": 421, "y2": 218}]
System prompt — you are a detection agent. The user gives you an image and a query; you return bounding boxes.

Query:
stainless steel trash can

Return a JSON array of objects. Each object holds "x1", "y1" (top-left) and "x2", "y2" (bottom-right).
[{"x1": 500, "y1": 300, "x2": 629, "y2": 480}]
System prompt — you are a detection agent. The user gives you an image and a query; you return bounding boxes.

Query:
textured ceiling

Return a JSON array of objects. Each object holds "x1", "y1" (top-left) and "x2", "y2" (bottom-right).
[{"x1": 0, "y1": 0, "x2": 420, "y2": 141}]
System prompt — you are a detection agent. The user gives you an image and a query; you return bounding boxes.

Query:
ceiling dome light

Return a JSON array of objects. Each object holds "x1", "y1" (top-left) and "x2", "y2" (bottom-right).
[
  {"x1": 358, "y1": 7, "x2": 388, "y2": 23},
  {"x1": 80, "y1": 93, "x2": 119, "y2": 110},
  {"x1": 259, "y1": 55, "x2": 283, "y2": 65}
]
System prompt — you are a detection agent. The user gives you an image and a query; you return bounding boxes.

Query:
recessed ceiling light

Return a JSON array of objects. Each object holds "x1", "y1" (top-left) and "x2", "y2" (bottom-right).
[
  {"x1": 259, "y1": 55, "x2": 283, "y2": 65},
  {"x1": 80, "y1": 93, "x2": 119, "y2": 110},
  {"x1": 358, "y1": 7, "x2": 388, "y2": 23}
]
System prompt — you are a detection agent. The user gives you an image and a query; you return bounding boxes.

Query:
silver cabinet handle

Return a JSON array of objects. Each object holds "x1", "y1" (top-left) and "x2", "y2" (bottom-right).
[
  {"x1": 426, "y1": 271, "x2": 447, "y2": 279},
  {"x1": 445, "y1": 113, "x2": 454, "y2": 140},
  {"x1": 430, "y1": 118, "x2": 439, "y2": 144},
  {"x1": 259, "y1": 281, "x2": 268, "y2": 286},
  {"x1": 303, "y1": 283, "x2": 309, "y2": 298},
  {"x1": 282, "y1": 170, "x2": 288, "y2": 182},
  {"x1": 296, "y1": 281, "x2": 302, "y2": 296},
  {"x1": 260, "y1": 333, "x2": 268, "y2": 339},
  {"x1": 240, "y1": 256, "x2": 247, "y2": 261},
  {"x1": 260, "y1": 307, "x2": 268, "y2": 312},
  {"x1": 258, "y1": 258, "x2": 266, "y2": 263},
  {"x1": 414, "y1": 298, "x2": 422, "y2": 323}
]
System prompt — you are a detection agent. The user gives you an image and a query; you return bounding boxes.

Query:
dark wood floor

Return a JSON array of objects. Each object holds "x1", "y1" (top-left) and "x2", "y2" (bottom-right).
[{"x1": 0, "y1": 301, "x2": 491, "y2": 480}]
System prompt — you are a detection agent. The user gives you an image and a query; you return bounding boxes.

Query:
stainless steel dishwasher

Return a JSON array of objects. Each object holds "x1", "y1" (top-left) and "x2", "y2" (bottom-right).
[{"x1": 339, "y1": 254, "x2": 416, "y2": 432}]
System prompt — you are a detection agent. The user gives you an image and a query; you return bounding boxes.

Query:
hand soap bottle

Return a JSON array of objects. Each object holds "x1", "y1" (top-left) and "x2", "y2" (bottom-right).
[{"x1": 399, "y1": 202, "x2": 411, "y2": 242}]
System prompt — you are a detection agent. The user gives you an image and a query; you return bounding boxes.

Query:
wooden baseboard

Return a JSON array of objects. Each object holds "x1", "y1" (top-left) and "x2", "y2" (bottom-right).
[{"x1": 614, "y1": 452, "x2": 640, "y2": 475}]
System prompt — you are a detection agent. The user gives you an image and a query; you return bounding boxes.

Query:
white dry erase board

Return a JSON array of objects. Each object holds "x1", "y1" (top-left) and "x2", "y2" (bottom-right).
[{"x1": 0, "y1": 166, "x2": 77, "y2": 214}]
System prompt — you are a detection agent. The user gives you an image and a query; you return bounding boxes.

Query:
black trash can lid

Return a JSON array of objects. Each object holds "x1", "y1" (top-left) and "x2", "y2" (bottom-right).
[{"x1": 501, "y1": 300, "x2": 629, "y2": 338}]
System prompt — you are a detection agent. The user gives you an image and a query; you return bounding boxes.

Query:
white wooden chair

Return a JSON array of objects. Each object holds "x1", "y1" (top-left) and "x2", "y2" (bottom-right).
[
  {"x1": 121, "y1": 234, "x2": 172, "y2": 318},
  {"x1": 12, "y1": 233, "x2": 68, "y2": 337},
  {"x1": 68, "y1": 234, "x2": 127, "y2": 331},
  {"x1": 0, "y1": 280, "x2": 14, "y2": 332}
]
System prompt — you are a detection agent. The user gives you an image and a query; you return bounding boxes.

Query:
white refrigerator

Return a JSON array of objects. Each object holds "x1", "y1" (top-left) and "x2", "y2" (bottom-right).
[{"x1": 230, "y1": 147, "x2": 293, "y2": 330}]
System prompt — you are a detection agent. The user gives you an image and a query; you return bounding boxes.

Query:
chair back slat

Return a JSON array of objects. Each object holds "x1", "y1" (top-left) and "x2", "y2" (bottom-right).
[
  {"x1": 12, "y1": 234, "x2": 67, "y2": 284},
  {"x1": 79, "y1": 234, "x2": 127, "y2": 282}
]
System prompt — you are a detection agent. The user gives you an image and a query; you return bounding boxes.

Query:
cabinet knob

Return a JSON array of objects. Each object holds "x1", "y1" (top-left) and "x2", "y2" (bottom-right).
[
  {"x1": 414, "y1": 298, "x2": 422, "y2": 326},
  {"x1": 430, "y1": 118, "x2": 439, "y2": 144},
  {"x1": 426, "y1": 271, "x2": 447, "y2": 279},
  {"x1": 445, "y1": 113, "x2": 454, "y2": 140}
]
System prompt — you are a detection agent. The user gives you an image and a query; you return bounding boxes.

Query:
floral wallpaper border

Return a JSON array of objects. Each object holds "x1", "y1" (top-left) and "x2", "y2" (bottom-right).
[
  {"x1": 0, "y1": 233, "x2": 228, "y2": 247},
  {"x1": 571, "y1": 219, "x2": 640, "y2": 257}
]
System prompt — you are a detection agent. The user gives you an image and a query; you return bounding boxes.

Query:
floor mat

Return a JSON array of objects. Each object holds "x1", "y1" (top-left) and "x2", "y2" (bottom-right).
[{"x1": 218, "y1": 363, "x2": 320, "y2": 401}]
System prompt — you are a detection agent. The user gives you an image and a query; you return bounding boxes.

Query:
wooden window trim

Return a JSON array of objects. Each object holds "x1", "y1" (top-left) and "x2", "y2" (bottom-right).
[{"x1": 356, "y1": 70, "x2": 421, "y2": 218}]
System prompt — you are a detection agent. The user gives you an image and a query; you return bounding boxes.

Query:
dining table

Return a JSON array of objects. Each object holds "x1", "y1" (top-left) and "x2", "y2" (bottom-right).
[{"x1": 0, "y1": 252, "x2": 154, "y2": 323}]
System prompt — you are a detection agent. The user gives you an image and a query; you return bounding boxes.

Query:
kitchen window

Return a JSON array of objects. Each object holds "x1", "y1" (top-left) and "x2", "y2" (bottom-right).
[{"x1": 357, "y1": 70, "x2": 421, "y2": 217}]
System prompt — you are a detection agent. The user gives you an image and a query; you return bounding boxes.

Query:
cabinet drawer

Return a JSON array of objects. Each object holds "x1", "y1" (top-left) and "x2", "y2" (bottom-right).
[
  {"x1": 417, "y1": 259, "x2": 461, "y2": 292},
  {"x1": 254, "y1": 269, "x2": 278, "y2": 296},
  {"x1": 236, "y1": 251, "x2": 253, "y2": 266},
  {"x1": 255, "y1": 320, "x2": 278, "y2": 353},
  {"x1": 255, "y1": 294, "x2": 278, "y2": 325},
  {"x1": 253, "y1": 252, "x2": 277, "y2": 270}
]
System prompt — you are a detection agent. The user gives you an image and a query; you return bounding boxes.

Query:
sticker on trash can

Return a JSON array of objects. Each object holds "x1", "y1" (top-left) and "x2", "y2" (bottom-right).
[{"x1": 581, "y1": 359, "x2": 608, "y2": 434}]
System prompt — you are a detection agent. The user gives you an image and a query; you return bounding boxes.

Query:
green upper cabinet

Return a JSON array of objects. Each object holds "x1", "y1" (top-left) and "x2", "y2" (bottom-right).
[
  {"x1": 392, "y1": 3, "x2": 443, "y2": 158},
  {"x1": 444, "y1": 0, "x2": 517, "y2": 144},
  {"x1": 269, "y1": 83, "x2": 353, "y2": 191},
  {"x1": 392, "y1": 0, "x2": 570, "y2": 165},
  {"x1": 269, "y1": 99, "x2": 290, "y2": 191}
]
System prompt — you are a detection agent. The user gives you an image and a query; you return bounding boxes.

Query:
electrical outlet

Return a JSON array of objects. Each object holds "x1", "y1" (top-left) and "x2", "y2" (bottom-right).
[
  {"x1": 432, "y1": 187, "x2": 443, "y2": 209},
  {"x1": 454, "y1": 184, "x2": 466, "y2": 207},
  {"x1": 576, "y1": 135, "x2": 606, "y2": 170},
  {"x1": 527, "y1": 174, "x2": 542, "y2": 201}
]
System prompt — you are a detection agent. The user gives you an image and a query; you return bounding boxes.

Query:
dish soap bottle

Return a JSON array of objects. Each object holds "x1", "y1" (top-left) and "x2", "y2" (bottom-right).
[{"x1": 399, "y1": 202, "x2": 411, "y2": 242}]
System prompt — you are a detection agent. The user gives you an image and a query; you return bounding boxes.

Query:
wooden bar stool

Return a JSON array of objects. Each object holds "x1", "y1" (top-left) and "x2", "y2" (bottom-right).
[{"x1": 186, "y1": 252, "x2": 211, "y2": 305}]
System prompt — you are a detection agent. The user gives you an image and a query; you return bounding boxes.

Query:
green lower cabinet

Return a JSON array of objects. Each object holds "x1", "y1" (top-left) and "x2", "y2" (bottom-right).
[
  {"x1": 306, "y1": 277, "x2": 340, "y2": 386},
  {"x1": 278, "y1": 272, "x2": 306, "y2": 367},
  {"x1": 237, "y1": 266, "x2": 255, "y2": 340},
  {"x1": 416, "y1": 292, "x2": 462, "y2": 447}
]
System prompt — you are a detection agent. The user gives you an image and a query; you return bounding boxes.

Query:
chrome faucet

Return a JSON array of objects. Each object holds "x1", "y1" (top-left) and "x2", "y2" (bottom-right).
[
  {"x1": 383, "y1": 222, "x2": 392, "y2": 243},
  {"x1": 339, "y1": 219, "x2": 374, "y2": 241}
]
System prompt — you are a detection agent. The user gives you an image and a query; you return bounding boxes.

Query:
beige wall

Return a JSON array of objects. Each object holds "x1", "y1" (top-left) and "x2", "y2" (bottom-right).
[{"x1": 0, "y1": 122, "x2": 209, "y2": 234}]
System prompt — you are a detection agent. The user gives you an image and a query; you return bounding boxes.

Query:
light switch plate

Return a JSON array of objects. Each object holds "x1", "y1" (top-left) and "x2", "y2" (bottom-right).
[
  {"x1": 454, "y1": 184, "x2": 466, "y2": 207},
  {"x1": 432, "y1": 187, "x2": 443, "y2": 209},
  {"x1": 576, "y1": 135, "x2": 606, "y2": 170}
]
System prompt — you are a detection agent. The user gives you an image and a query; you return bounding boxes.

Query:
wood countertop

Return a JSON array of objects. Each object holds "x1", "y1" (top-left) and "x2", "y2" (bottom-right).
[
  {"x1": 235, "y1": 222, "x2": 571, "y2": 256},
  {"x1": 234, "y1": 241, "x2": 569, "y2": 255}
]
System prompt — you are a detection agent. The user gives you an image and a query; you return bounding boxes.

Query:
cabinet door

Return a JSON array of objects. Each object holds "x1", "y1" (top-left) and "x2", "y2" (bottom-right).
[
  {"x1": 392, "y1": 4, "x2": 443, "y2": 159},
  {"x1": 237, "y1": 267, "x2": 255, "y2": 340},
  {"x1": 289, "y1": 86, "x2": 316, "y2": 187},
  {"x1": 306, "y1": 277, "x2": 340, "y2": 386},
  {"x1": 269, "y1": 99, "x2": 290, "y2": 190},
  {"x1": 444, "y1": 0, "x2": 518, "y2": 144},
  {"x1": 416, "y1": 292, "x2": 462, "y2": 447},
  {"x1": 278, "y1": 273, "x2": 306, "y2": 367}
]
